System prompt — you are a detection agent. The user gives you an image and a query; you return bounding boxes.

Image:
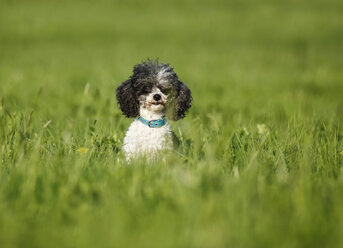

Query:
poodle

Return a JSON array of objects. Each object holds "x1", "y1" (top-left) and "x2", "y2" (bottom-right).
[{"x1": 116, "y1": 59, "x2": 192, "y2": 160}]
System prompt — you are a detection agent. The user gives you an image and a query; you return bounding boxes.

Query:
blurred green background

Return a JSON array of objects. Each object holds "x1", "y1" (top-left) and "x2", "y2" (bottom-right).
[{"x1": 1, "y1": 0, "x2": 343, "y2": 247}]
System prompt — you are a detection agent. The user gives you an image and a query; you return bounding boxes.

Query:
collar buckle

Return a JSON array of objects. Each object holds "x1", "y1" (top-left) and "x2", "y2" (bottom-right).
[{"x1": 148, "y1": 120, "x2": 154, "y2": 128}]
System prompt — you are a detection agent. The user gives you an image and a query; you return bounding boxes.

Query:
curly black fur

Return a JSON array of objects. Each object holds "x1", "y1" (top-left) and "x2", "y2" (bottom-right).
[
  {"x1": 174, "y1": 80, "x2": 192, "y2": 120},
  {"x1": 116, "y1": 79, "x2": 139, "y2": 118},
  {"x1": 116, "y1": 59, "x2": 192, "y2": 120}
]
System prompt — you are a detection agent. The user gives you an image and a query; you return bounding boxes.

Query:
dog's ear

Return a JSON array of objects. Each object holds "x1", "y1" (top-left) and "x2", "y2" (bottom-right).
[
  {"x1": 116, "y1": 79, "x2": 139, "y2": 118},
  {"x1": 170, "y1": 80, "x2": 192, "y2": 121}
]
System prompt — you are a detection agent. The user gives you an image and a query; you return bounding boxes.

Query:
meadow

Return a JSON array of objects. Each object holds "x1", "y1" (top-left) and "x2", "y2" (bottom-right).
[{"x1": 1, "y1": 0, "x2": 343, "y2": 247}]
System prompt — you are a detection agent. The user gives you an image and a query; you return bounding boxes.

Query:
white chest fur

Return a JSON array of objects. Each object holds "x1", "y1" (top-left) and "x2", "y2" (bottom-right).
[{"x1": 123, "y1": 119, "x2": 173, "y2": 160}]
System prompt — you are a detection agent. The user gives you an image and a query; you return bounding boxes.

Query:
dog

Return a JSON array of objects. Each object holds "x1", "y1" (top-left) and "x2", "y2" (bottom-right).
[{"x1": 116, "y1": 59, "x2": 192, "y2": 160}]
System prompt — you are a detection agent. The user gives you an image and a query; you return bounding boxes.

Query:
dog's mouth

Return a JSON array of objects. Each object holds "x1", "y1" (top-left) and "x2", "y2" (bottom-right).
[{"x1": 149, "y1": 101, "x2": 165, "y2": 106}]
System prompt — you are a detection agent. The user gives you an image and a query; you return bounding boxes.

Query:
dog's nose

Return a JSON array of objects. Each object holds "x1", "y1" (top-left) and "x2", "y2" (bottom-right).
[{"x1": 153, "y1": 94, "x2": 161, "y2": 101}]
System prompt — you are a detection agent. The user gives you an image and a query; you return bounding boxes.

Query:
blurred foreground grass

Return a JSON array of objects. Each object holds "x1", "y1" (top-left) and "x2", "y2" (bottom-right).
[{"x1": 1, "y1": 0, "x2": 343, "y2": 247}]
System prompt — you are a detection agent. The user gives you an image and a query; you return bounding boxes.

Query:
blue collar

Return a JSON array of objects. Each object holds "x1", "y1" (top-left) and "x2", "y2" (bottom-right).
[{"x1": 138, "y1": 115, "x2": 166, "y2": 128}]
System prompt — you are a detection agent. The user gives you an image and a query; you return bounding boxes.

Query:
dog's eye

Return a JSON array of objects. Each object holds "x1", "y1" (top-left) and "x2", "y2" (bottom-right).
[
  {"x1": 142, "y1": 87, "x2": 151, "y2": 95},
  {"x1": 159, "y1": 87, "x2": 170, "y2": 95}
]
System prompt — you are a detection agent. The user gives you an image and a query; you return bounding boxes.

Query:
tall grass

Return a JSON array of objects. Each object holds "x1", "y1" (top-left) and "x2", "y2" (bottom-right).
[{"x1": 1, "y1": 0, "x2": 343, "y2": 247}]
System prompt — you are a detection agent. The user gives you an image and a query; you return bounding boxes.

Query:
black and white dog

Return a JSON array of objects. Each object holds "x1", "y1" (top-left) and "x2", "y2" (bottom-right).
[{"x1": 116, "y1": 59, "x2": 192, "y2": 160}]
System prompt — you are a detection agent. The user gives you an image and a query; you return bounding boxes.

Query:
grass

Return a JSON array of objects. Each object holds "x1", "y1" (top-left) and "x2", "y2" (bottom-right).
[{"x1": 1, "y1": 0, "x2": 343, "y2": 247}]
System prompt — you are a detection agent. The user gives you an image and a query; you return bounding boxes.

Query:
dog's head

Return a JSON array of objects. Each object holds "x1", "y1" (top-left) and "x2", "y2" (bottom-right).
[{"x1": 116, "y1": 59, "x2": 192, "y2": 120}]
